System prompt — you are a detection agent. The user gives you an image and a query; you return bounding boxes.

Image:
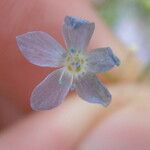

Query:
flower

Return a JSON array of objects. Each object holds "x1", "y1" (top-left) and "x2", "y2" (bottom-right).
[{"x1": 16, "y1": 16, "x2": 120, "y2": 111}]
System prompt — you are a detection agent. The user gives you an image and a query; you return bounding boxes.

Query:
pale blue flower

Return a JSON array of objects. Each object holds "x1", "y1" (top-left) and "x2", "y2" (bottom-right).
[{"x1": 16, "y1": 16, "x2": 120, "y2": 110}]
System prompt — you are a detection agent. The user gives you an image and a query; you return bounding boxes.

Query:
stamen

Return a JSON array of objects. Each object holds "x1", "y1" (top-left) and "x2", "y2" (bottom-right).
[
  {"x1": 76, "y1": 62, "x2": 80, "y2": 67},
  {"x1": 70, "y1": 48, "x2": 76, "y2": 53},
  {"x1": 65, "y1": 49, "x2": 87, "y2": 76}
]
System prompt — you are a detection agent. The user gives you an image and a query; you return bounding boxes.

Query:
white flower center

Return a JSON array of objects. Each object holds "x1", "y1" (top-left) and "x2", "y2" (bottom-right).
[{"x1": 64, "y1": 48, "x2": 87, "y2": 77}]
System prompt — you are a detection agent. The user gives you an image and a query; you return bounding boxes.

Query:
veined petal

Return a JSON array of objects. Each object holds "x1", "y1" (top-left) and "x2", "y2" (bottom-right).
[
  {"x1": 30, "y1": 68, "x2": 72, "y2": 110},
  {"x1": 76, "y1": 73, "x2": 111, "y2": 107},
  {"x1": 87, "y1": 47, "x2": 120, "y2": 73},
  {"x1": 62, "y1": 16, "x2": 95, "y2": 52},
  {"x1": 16, "y1": 31, "x2": 66, "y2": 67}
]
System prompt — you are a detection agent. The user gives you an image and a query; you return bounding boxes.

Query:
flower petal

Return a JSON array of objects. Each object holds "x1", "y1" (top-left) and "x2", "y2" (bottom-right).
[
  {"x1": 87, "y1": 47, "x2": 120, "y2": 73},
  {"x1": 16, "y1": 31, "x2": 66, "y2": 67},
  {"x1": 62, "y1": 16, "x2": 95, "y2": 52},
  {"x1": 76, "y1": 73, "x2": 111, "y2": 107},
  {"x1": 30, "y1": 68, "x2": 72, "y2": 110}
]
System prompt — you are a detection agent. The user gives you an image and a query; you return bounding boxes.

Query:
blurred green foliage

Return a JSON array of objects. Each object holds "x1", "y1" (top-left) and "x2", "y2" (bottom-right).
[
  {"x1": 138, "y1": 0, "x2": 150, "y2": 11},
  {"x1": 94, "y1": 0, "x2": 150, "y2": 27},
  {"x1": 94, "y1": 0, "x2": 119, "y2": 27}
]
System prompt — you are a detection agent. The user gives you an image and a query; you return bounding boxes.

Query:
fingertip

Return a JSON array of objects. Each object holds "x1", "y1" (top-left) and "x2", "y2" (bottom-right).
[{"x1": 78, "y1": 103, "x2": 150, "y2": 150}]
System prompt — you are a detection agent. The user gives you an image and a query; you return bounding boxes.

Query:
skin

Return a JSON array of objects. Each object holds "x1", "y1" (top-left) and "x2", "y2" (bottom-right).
[{"x1": 0, "y1": 0, "x2": 150, "y2": 149}]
